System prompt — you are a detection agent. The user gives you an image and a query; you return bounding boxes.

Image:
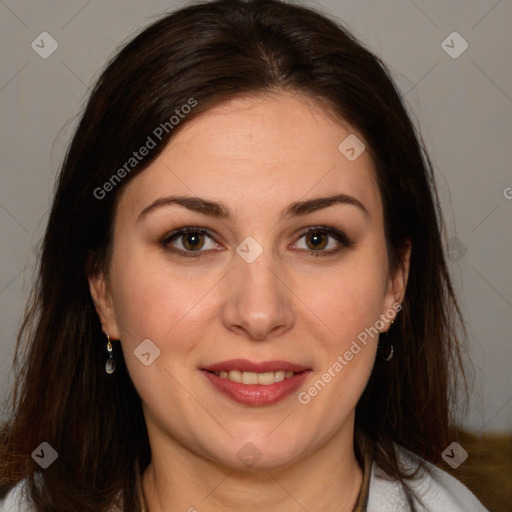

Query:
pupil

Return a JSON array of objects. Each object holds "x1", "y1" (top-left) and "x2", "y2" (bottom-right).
[
  {"x1": 186, "y1": 233, "x2": 202, "y2": 249},
  {"x1": 309, "y1": 233, "x2": 326, "y2": 249}
]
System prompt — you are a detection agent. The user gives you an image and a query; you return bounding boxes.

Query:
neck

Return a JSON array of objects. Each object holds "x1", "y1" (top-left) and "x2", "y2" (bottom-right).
[{"x1": 141, "y1": 424, "x2": 363, "y2": 512}]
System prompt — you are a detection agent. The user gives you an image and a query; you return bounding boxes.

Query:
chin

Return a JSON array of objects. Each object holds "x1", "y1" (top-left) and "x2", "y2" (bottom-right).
[{"x1": 212, "y1": 434, "x2": 309, "y2": 472}]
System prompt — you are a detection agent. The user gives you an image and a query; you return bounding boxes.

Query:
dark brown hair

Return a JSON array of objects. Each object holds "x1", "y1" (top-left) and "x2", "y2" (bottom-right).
[{"x1": 0, "y1": 0, "x2": 468, "y2": 510}]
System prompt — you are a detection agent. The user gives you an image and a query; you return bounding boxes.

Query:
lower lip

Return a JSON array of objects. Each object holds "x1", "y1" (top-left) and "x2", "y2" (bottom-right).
[{"x1": 201, "y1": 370, "x2": 311, "y2": 406}]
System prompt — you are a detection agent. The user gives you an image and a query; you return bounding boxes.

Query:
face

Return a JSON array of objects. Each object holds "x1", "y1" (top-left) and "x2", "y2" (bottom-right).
[{"x1": 89, "y1": 91, "x2": 409, "y2": 471}]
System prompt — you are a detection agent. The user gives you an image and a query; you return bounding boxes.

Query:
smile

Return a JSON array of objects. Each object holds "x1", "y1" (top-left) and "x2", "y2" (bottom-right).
[{"x1": 201, "y1": 359, "x2": 311, "y2": 406}]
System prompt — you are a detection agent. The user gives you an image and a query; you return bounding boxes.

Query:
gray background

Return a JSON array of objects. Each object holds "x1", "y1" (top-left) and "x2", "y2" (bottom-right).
[{"x1": 0, "y1": 0, "x2": 511, "y2": 433}]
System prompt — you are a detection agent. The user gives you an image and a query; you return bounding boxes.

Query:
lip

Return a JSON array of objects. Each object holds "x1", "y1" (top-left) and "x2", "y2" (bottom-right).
[
  {"x1": 201, "y1": 368, "x2": 312, "y2": 407},
  {"x1": 201, "y1": 359, "x2": 310, "y2": 373}
]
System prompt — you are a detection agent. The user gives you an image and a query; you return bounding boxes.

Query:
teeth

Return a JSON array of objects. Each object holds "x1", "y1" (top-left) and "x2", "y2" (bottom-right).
[
  {"x1": 212, "y1": 370, "x2": 297, "y2": 385},
  {"x1": 274, "y1": 371, "x2": 286, "y2": 383}
]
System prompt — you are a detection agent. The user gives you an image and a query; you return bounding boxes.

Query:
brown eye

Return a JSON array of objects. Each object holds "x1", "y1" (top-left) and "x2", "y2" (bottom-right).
[
  {"x1": 161, "y1": 227, "x2": 219, "y2": 257},
  {"x1": 181, "y1": 232, "x2": 205, "y2": 251},
  {"x1": 305, "y1": 232, "x2": 328, "y2": 251},
  {"x1": 295, "y1": 226, "x2": 352, "y2": 257}
]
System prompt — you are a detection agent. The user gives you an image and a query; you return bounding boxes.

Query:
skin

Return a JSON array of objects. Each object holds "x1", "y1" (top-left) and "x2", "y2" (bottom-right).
[{"x1": 89, "y1": 90, "x2": 410, "y2": 512}]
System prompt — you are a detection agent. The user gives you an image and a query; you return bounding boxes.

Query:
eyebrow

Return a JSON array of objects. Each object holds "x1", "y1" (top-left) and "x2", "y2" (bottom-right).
[{"x1": 137, "y1": 192, "x2": 369, "y2": 222}]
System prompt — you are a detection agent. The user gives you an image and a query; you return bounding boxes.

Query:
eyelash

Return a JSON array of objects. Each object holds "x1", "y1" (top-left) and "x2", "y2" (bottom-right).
[{"x1": 160, "y1": 226, "x2": 352, "y2": 259}]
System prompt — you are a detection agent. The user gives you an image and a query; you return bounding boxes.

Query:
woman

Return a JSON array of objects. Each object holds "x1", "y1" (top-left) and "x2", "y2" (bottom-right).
[{"x1": 0, "y1": 0, "x2": 489, "y2": 510}]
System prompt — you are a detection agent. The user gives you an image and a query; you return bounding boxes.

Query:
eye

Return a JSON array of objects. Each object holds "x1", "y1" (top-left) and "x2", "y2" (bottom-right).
[
  {"x1": 160, "y1": 225, "x2": 352, "y2": 259},
  {"x1": 293, "y1": 226, "x2": 352, "y2": 257},
  {"x1": 160, "y1": 227, "x2": 221, "y2": 258}
]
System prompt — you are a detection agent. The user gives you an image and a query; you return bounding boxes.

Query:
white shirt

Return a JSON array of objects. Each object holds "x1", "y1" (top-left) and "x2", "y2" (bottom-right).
[
  {"x1": 367, "y1": 447, "x2": 489, "y2": 511},
  {"x1": 0, "y1": 445, "x2": 489, "y2": 511}
]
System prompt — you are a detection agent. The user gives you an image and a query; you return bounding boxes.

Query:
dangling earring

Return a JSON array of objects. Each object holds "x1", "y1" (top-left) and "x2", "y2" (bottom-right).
[
  {"x1": 380, "y1": 338, "x2": 394, "y2": 361},
  {"x1": 105, "y1": 328, "x2": 116, "y2": 374},
  {"x1": 379, "y1": 319, "x2": 394, "y2": 362}
]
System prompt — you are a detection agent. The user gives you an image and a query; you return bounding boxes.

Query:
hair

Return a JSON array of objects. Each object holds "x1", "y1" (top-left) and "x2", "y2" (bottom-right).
[{"x1": 0, "y1": 0, "x2": 469, "y2": 510}]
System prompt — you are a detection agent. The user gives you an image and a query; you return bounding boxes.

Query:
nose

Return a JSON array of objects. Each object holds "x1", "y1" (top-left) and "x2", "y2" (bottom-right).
[{"x1": 221, "y1": 249, "x2": 294, "y2": 341}]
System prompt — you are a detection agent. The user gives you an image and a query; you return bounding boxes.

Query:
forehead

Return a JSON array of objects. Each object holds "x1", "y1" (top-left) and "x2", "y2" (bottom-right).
[{"x1": 119, "y1": 91, "x2": 381, "y2": 222}]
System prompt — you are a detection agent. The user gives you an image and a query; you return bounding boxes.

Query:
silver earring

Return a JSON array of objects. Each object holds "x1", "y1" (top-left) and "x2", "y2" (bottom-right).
[
  {"x1": 105, "y1": 328, "x2": 116, "y2": 374},
  {"x1": 379, "y1": 320, "x2": 394, "y2": 362},
  {"x1": 381, "y1": 342, "x2": 394, "y2": 361}
]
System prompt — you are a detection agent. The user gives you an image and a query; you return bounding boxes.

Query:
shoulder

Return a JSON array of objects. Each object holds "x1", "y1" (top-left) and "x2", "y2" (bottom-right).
[
  {"x1": 0, "y1": 480, "x2": 35, "y2": 512},
  {"x1": 367, "y1": 444, "x2": 489, "y2": 512}
]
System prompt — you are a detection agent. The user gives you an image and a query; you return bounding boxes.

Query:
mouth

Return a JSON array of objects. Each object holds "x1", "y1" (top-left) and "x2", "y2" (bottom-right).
[{"x1": 201, "y1": 359, "x2": 311, "y2": 406}]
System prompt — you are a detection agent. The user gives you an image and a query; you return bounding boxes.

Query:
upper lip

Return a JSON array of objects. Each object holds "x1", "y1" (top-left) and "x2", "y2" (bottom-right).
[{"x1": 202, "y1": 359, "x2": 310, "y2": 373}]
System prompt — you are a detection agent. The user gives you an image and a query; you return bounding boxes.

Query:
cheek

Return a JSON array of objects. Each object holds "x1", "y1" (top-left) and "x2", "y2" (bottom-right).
[
  {"x1": 108, "y1": 242, "x2": 198, "y2": 347},
  {"x1": 308, "y1": 255, "x2": 388, "y2": 348},
  {"x1": 297, "y1": 247, "x2": 387, "y2": 411},
  {"x1": 297, "y1": 270, "x2": 384, "y2": 427},
  {"x1": 320, "y1": 283, "x2": 382, "y2": 382},
  {"x1": 107, "y1": 248, "x2": 212, "y2": 413},
  {"x1": 108, "y1": 241, "x2": 224, "y2": 372}
]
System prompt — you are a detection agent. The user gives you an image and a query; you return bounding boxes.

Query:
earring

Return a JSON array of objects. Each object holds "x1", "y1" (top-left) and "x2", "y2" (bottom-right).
[
  {"x1": 379, "y1": 319, "x2": 394, "y2": 362},
  {"x1": 380, "y1": 340, "x2": 394, "y2": 361},
  {"x1": 105, "y1": 328, "x2": 116, "y2": 375}
]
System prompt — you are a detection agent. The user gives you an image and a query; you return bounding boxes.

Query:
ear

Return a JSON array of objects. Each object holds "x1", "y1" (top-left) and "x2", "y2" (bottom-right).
[
  {"x1": 88, "y1": 270, "x2": 121, "y2": 340},
  {"x1": 380, "y1": 238, "x2": 411, "y2": 331}
]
